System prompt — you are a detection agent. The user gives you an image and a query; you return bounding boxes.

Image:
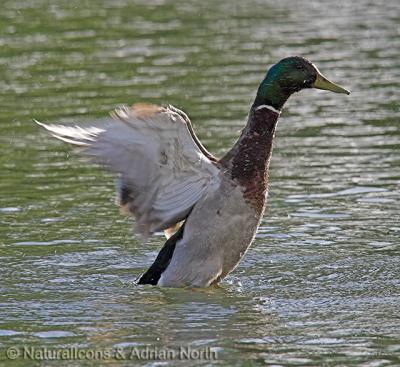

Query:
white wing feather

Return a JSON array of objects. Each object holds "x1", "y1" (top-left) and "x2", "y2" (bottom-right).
[{"x1": 36, "y1": 104, "x2": 220, "y2": 237}]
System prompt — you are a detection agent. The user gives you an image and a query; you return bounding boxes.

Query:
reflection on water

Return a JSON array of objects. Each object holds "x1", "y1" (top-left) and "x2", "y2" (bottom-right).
[{"x1": 1, "y1": 0, "x2": 399, "y2": 365}]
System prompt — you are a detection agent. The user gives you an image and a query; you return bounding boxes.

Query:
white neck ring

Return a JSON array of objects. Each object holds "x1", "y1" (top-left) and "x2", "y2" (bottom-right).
[{"x1": 255, "y1": 104, "x2": 281, "y2": 114}]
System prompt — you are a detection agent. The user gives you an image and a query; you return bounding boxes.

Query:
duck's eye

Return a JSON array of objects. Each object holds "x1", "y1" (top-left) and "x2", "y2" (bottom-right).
[{"x1": 296, "y1": 65, "x2": 305, "y2": 70}]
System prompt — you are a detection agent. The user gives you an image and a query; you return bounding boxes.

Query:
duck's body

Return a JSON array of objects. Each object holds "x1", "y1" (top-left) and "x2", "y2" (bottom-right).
[
  {"x1": 157, "y1": 174, "x2": 259, "y2": 287},
  {"x1": 37, "y1": 56, "x2": 349, "y2": 288},
  {"x1": 138, "y1": 104, "x2": 280, "y2": 287}
]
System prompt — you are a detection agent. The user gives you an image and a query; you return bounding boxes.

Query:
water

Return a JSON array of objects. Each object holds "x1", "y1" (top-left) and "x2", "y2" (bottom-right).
[{"x1": 1, "y1": 0, "x2": 399, "y2": 365}]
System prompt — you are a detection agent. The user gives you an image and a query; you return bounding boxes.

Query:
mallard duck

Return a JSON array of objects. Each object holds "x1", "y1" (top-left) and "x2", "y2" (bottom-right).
[{"x1": 37, "y1": 56, "x2": 349, "y2": 288}]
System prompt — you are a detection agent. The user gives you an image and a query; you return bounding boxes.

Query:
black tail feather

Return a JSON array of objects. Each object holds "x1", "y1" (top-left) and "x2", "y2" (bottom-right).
[{"x1": 137, "y1": 223, "x2": 186, "y2": 285}]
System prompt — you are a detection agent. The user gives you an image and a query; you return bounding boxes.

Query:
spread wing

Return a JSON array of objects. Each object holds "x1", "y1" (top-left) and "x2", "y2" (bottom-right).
[{"x1": 36, "y1": 103, "x2": 220, "y2": 237}]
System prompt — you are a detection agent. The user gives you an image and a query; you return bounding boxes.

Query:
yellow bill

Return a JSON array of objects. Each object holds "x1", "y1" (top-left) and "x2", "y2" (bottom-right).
[{"x1": 313, "y1": 71, "x2": 350, "y2": 95}]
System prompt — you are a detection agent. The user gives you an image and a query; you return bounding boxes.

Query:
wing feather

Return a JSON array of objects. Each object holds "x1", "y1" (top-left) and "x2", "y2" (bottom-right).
[{"x1": 36, "y1": 104, "x2": 220, "y2": 238}]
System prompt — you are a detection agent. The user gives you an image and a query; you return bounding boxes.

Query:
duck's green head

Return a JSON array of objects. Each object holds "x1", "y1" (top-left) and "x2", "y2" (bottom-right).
[{"x1": 255, "y1": 56, "x2": 350, "y2": 110}]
